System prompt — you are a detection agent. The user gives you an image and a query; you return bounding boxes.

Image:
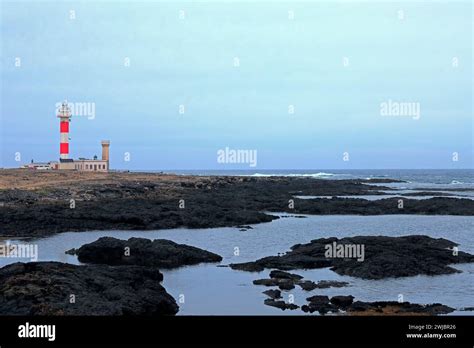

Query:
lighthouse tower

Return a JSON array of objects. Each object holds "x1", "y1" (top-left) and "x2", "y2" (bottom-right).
[{"x1": 57, "y1": 101, "x2": 72, "y2": 160}]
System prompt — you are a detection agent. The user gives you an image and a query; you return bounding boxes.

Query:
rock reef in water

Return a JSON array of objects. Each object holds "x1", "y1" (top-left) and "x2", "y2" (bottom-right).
[
  {"x1": 262, "y1": 289, "x2": 282, "y2": 299},
  {"x1": 264, "y1": 298, "x2": 299, "y2": 311},
  {"x1": 347, "y1": 301, "x2": 454, "y2": 316},
  {"x1": 297, "y1": 280, "x2": 349, "y2": 291},
  {"x1": 301, "y1": 295, "x2": 454, "y2": 315},
  {"x1": 252, "y1": 271, "x2": 349, "y2": 291},
  {"x1": 230, "y1": 235, "x2": 474, "y2": 279},
  {"x1": 70, "y1": 237, "x2": 223, "y2": 268}
]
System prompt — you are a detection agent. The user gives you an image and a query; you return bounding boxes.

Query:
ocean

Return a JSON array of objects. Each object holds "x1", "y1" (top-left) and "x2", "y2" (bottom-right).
[
  {"x1": 163, "y1": 169, "x2": 474, "y2": 184},
  {"x1": 163, "y1": 169, "x2": 474, "y2": 198}
]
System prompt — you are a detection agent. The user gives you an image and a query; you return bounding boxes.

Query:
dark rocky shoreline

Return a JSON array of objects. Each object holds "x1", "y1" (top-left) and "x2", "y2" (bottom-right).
[
  {"x1": 0, "y1": 170, "x2": 472, "y2": 316},
  {"x1": 0, "y1": 237, "x2": 225, "y2": 315},
  {"x1": 0, "y1": 262, "x2": 179, "y2": 315},
  {"x1": 1, "y1": 170, "x2": 473, "y2": 238}
]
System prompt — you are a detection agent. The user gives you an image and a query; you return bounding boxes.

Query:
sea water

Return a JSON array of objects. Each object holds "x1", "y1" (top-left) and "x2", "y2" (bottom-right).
[{"x1": 1, "y1": 214, "x2": 473, "y2": 315}]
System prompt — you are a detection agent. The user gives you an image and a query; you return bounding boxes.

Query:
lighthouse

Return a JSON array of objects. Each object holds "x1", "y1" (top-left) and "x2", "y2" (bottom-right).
[
  {"x1": 21, "y1": 100, "x2": 110, "y2": 171},
  {"x1": 57, "y1": 101, "x2": 72, "y2": 160}
]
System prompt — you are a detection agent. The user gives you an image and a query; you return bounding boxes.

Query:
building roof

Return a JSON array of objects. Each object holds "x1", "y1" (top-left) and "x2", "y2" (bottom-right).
[{"x1": 75, "y1": 159, "x2": 107, "y2": 162}]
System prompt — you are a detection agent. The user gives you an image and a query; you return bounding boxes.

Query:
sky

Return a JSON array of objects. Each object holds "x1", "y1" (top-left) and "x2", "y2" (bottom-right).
[{"x1": 1, "y1": 0, "x2": 472, "y2": 170}]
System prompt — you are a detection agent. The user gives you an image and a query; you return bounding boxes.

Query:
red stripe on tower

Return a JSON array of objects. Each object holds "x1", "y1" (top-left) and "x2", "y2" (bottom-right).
[
  {"x1": 60, "y1": 143, "x2": 69, "y2": 154},
  {"x1": 60, "y1": 121, "x2": 69, "y2": 133}
]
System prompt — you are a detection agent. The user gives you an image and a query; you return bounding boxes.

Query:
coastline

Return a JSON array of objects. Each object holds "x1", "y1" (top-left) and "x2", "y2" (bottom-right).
[
  {"x1": 0, "y1": 169, "x2": 473, "y2": 317},
  {"x1": 1, "y1": 169, "x2": 473, "y2": 238}
]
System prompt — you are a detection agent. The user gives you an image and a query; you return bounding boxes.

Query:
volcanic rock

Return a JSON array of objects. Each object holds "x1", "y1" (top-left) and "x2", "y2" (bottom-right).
[
  {"x1": 330, "y1": 295, "x2": 354, "y2": 308},
  {"x1": 347, "y1": 301, "x2": 454, "y2": 315},
  {"x1": 230, "y1": 235, "x2": 474, "y2": 279},
  {"x1": 297, "y1": 280, "x2": 349, "y2": 291},
  {"x1": 0, "y1": 262, "x2": 178, "y2": 315},
  {"x1": 297, "y1": 280, "x2": 318, "y2": 291},
  {"x1": 253, "y1": 278, "x2": 279, "y2": 287},
  {"x1": 302, "y1": 296, "x2": 338, "y2": 314},
  {"x1": 269, "y1": 270, "x2": 303, "y2": 281},
  {"x1": 72, "y1": 237, "x2": 222, "y2": 268},
  {"x1": 264, "y1": 299, "x2": 298, "y2": 311},
  {"x1": 263, "y1": 289, "x2": 282, "y2": 299},
  {"x1": 277, "y1": 279, "x2": 295, "y2": 290}
]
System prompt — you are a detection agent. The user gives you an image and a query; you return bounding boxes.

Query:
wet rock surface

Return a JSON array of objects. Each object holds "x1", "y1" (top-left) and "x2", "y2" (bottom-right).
[
  {"x1": 231, "y1": 235, "x2": 474, "y2": 279},
  {"x1": 298, "y1": 280, "x2": 349, "y2": 291},
  {"x1": 269, "y1": 270, "x2": 303, "y2": 281},
  {"x1": 263, "y1": 289, "x2": 282, "y2": 299},
  {"x1": 264, "y1": 299, "x2": 299, "y2": 311},
  {"x1": 297, "y1": 280, "x2": 319, "y2": 291},
  {"x1": 302, "y1": 295, "x2": 339, "y2": 314},
  {"x1": 251, "y1": 266, "x2": 456, "y2": 316},
  {"x1": 253, "y1": 278, "x2": 279, "y2": 287},
  {"x1": 347, "y1": 301, "x2": 454, "y2": 315},
  {"x1": 1, "y1": 170, "x2": 472, "y2": 238},
  {"x1": 299, "y1": 294, "x2": 454, "y2": 315},
  {"x1": 0, "y1": 262, "x2": 179, "y2": 315},
  {"x1": 253, "y1": 278, "x2": 295, "y2": 290},
  {"x1": 330, "y1": 295, "x2": 355, "y2": 308},
  {"x1": 252, "y1": 271, "x2": 349, "y2": 292},
  {"x1": 71, "y1": 237, "x2": 223, "y2": 268},
  {"x1": 277, "y1": 280, "x2": 295, "y2": 290}
]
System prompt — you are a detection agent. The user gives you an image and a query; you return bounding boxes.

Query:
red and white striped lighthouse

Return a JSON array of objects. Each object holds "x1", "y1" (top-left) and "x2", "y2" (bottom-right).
[{"x1": 57, "y1": 101, "x2": 72, "y2": 160}]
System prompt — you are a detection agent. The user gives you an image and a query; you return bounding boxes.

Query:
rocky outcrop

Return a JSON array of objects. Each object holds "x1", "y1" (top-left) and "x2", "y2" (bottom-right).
[
  {"x1": 269, "y1": 270, "x2": 303, "y2": 281},
  {"x1": 297, "y1": 280, "x2": 319, "y2": 291},
  {"x1": 347, "y1": 301, "x2": 454, "y2": 315},
  {"x1": 297, "y1": 280, "x2": 349, "y2": 291},
  {"x1": 70, "y1": 237, "x2": 222, "y2": 268},
  {"x1": 300, "y1": 294, "x2": 454, "y2": 315},
  {"x1": 252, "y1": 270, "x2": 349, "y2": 292},
  {"x1": 0, "y1": 262, "x2": 178, "y2": 315},
  {"x1": 330, "y1": 295, "x2": 354, "y2": 308},
  {"x1": 263, "y1": 289, "x2": 282, "y2": 299},
  {"x1": 231, "y1": 235, "x2": 474, "y2": 279},
  {"x1": 253, "y1": 278, "x2": 295, "y2": 290},
  {"x1": 264, "y1": 299, "x2": 298, "y2": 311},
  {"x1": 302, "y1": 295, "x2": 339, "y2": 314}
]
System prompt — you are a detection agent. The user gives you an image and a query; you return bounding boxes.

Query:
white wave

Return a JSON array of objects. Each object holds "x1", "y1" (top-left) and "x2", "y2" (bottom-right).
[{"x1": 249, "y1": 172, "x2": 338, "y2": 178}]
